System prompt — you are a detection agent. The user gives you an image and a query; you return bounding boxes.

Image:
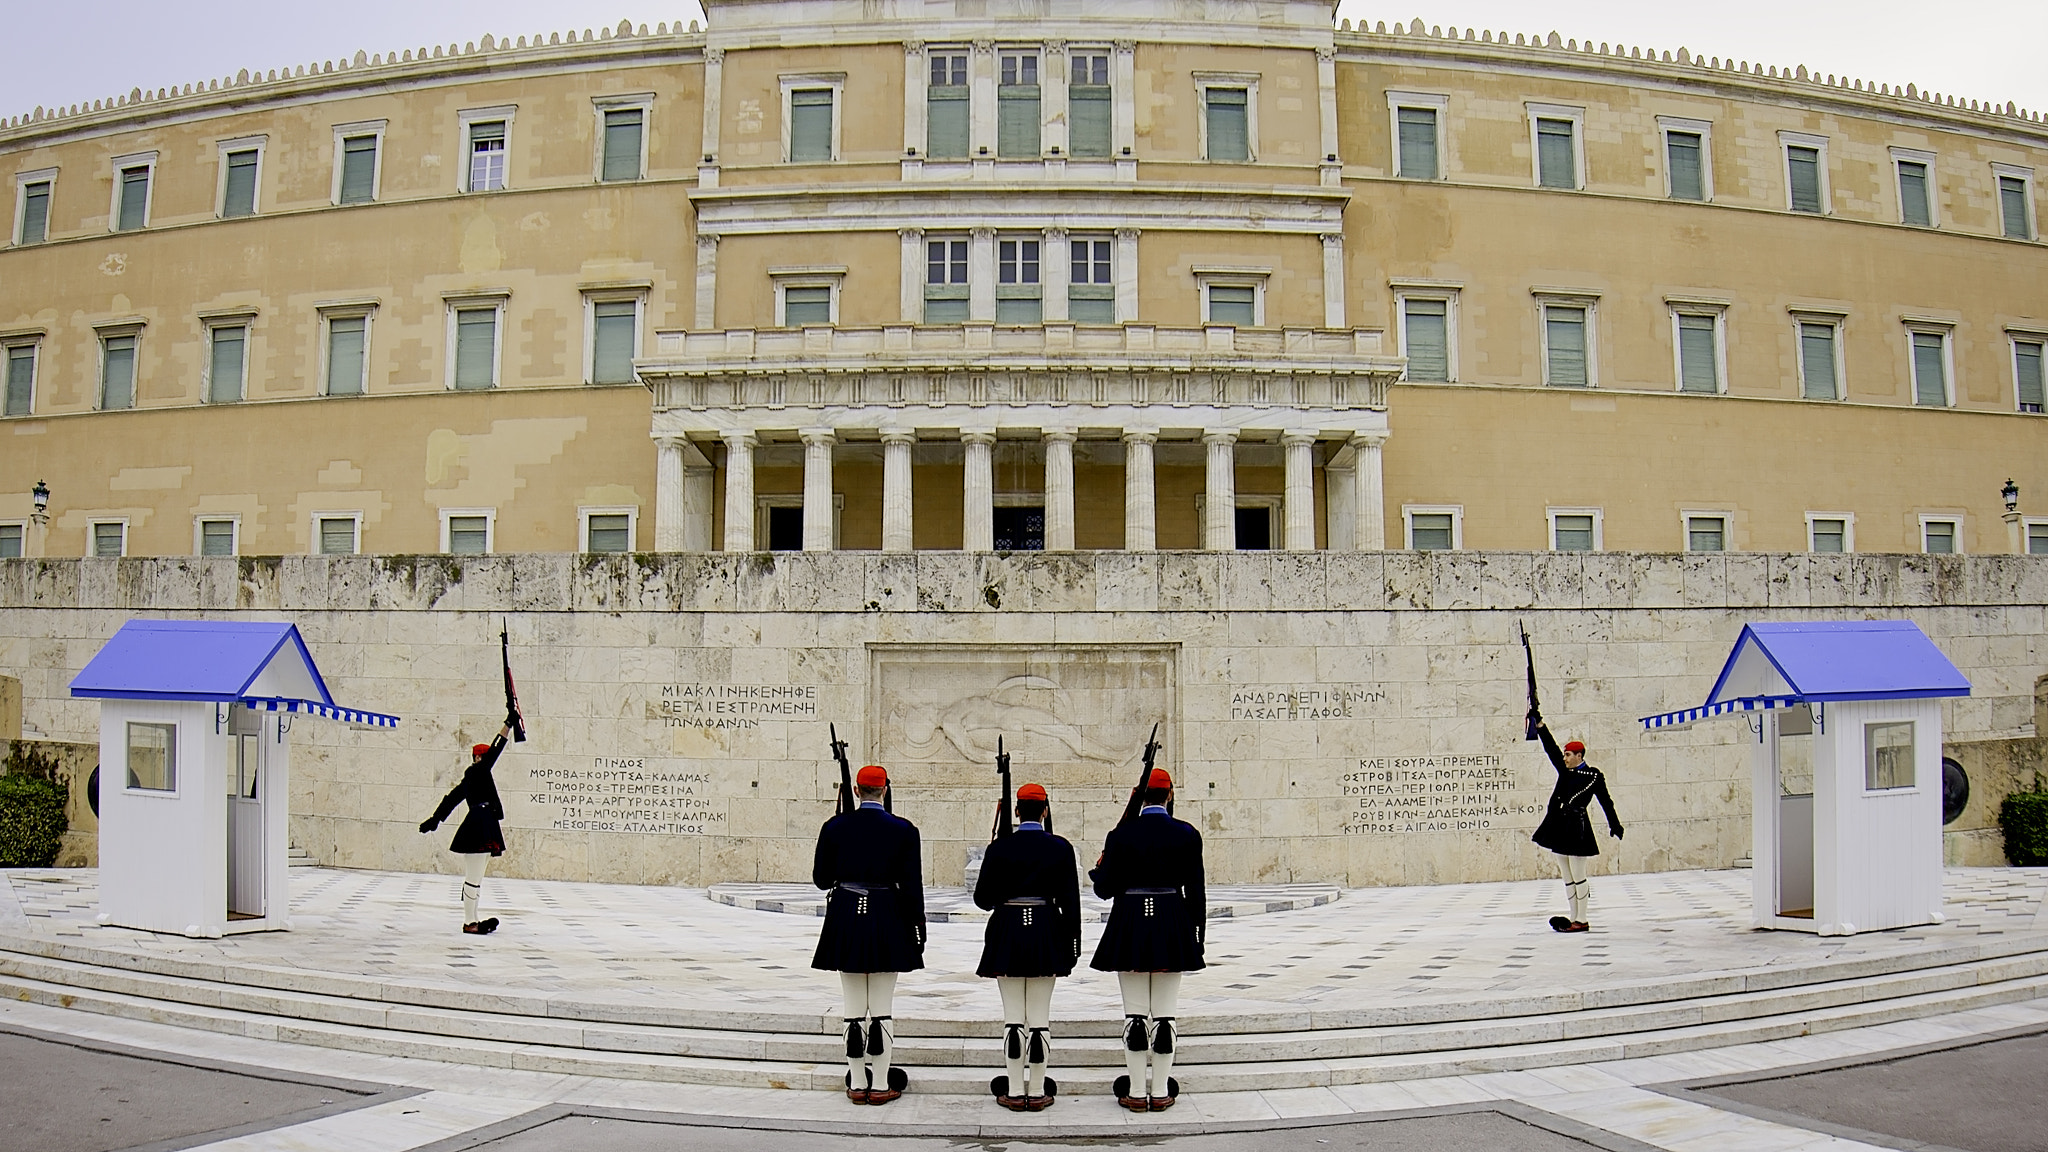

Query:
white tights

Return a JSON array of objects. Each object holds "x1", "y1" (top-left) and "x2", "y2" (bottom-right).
[
  {"x1": 460, "y1": 854, "x2": 488, "y2": 923},
  {"x1": 840, "y1": 971, "x2": 898, "y2": 1090},
  {"x1": 996, "y1": 976, "x2": 1057, "y2": 1097},
  {"x1": 1116, "y1": 971, "x2": 1182, "y2": 1098},
  {"x1": 1555, "y1": 852, "x2": 1591, "y2": 923}
]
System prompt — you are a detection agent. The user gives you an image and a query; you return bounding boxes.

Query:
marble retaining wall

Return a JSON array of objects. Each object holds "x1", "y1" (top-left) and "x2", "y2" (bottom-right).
[{"x1": 0, "y1": 551, "x2": 2040, "y2": 887}]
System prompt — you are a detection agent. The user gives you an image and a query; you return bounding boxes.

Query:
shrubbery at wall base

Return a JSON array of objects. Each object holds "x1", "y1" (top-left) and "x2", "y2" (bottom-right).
[
  {"x1": 1999, "y1": 791, "x2": 2048, "y2": 867},
  {"x1": 0, "y1": 774, "x2": 67, "y2": 867}
]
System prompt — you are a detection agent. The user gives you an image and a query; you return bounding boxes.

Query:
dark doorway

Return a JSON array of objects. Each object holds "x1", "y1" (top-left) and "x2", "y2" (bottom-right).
[
  {"x1": 1235, "y1": 505, "x2": 1273, "y2": 550},
  {"x1": 993, "y1": 506, "x2": 1045, "y2": 551},
  {"x1": 766, "y1": 505, "x2": 804, "y2": 550}
]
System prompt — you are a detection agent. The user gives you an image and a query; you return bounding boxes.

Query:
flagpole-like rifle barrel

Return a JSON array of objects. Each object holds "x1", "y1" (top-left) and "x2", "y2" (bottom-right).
[
  {"x1": 829, "y1": 723, "x2": 853, "y2": 815},
  {"x1": 500, "y1": 621, "x2": 527, "y2": 743},
  {"x1": 991, "y1": 734, "x2": 1013, "y2": 841},
  {"x1": 1520, "y1": 620, "x2": 1541, "y2": 741},
  {"x1": 1119, "y1": 722, "x2": 1163, "y2": 827}
]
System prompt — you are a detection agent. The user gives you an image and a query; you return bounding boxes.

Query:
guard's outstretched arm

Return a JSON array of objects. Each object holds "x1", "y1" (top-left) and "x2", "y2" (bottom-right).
[
  {"x1": 1534, "y1": 720, "x2": 1566, "y2": 774},
  {"x1": 421, "y1": 777, "x2": 465, "y2": 832},
  {"x1": 1594, "y1": 776, "x2": 1625, "y2": 839}
]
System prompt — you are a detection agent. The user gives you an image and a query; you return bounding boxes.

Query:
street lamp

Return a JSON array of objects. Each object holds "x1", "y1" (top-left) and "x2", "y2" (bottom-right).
[
  {"x1": 2002, "y1": 478, "x2": 2020, "y2": 513},
  {"x1": 30, "y1": 479, "x2": 49, "y2": 525}
]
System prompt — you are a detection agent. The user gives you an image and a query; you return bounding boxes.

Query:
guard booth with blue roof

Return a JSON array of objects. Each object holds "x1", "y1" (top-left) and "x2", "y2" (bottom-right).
[
  {"x1": 69, "y1": 620, "x2": 398, "y2": 938},
  {"x1": 1642, "y1": 621, "x2": 1970, "y2": 937}
]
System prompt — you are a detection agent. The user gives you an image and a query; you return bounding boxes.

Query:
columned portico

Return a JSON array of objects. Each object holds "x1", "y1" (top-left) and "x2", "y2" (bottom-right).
[
  {"x1": 1043, "y1": 428, "x2": 1077, "y2": 551},
  {"x1": 962, "y1": 430, "x2": 997, "y2": 551},
  {"x1": 800, "y1": 428, "x2": 836, "y2": 552},
  {"x1": 720, "y1": 431, "x2": 757, "y2": 551},
  {"x1": 1282, "y1": 430, "x2": 1317, "y2": 550},
  {"x1": 1122, "y1": 430, "x2": 1157, "y2": 551},
  {"x1": 1203, "y1": 429, "x2": 1238, "y2": 551},
  {"x1": 880, "y1": 429, "x2": 915, "y2": 552}
]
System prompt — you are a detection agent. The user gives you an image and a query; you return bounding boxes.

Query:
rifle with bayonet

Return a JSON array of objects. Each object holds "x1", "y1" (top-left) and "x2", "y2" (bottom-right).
[
  {"x1": 991, "y1": 735, "x2": 1013, "y2": 841},
  {"x1": 1520, "y1": 620, "x2": 1542, "y2": 741},
  {"x1": 1117, "y1": 722, "x2": 1164, "y2": 827},
  {"x1": 830, "y1": 723, "x2": 853, "y2": 815},
  {"x1": 501, "y1": 621, "x2": 526, "y2": 743}
]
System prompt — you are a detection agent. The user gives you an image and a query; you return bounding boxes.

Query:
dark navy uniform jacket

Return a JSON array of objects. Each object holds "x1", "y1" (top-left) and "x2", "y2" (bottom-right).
[
  {"x1": 1089, "y1": 808, "x2": 1206, "y2": 973},
  {"x1": 972, "y1": 825, "x2": 1082, "y2": 978},
  {"x1": 426, "y1": 734, "x2": 507, "y2": 856},
  {"x1": 811, "y1": 803, "x2": 927, "y2": 972},
  {"x1": 1530, "y1": 723, "x2": 1623, "y2": 858}
]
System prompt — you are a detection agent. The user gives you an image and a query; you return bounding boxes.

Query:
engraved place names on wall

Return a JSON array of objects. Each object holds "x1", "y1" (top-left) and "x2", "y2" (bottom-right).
[
  {"x1": 1339, "y1": 755, "x2": 1542, "y2": 835},
  {"x1": 657, "y1": 683, "x2": 819, "y2": 729},
  {"x1": 1231, "y1": 685, "x2": 1388, "y2": 721},
  {"x1": 522, "y1": 757, "x2": 728, "y2": 835}
]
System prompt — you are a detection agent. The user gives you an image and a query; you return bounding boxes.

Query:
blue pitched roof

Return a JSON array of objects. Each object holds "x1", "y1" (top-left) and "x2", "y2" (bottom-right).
[
  {"x1": 1642, "y1": 620, "x2": 1968, "y2": 730},
  {"x1": 70, "y1": 619, "x2": 398, "y2": 727}
]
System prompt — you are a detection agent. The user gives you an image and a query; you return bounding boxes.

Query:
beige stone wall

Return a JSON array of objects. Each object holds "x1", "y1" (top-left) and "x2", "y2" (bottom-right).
[{"x1": 1, "y1": 552, "x2": 2039, "y2": 888}]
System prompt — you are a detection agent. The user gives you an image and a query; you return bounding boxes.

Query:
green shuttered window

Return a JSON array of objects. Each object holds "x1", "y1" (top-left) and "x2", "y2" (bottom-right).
[
  {"x1": 19, "y1": 181, "x2": 50, "y2": 243},
  {"x1": 783, "y1": 286, "x2": 831, "y2": 326},
  {"x1": 927, "y1": 53, "x2": 969, "y2": 158},
  {"x1": 116, "y1": 166, "x2": 150, "y2": 230},
  {"x1": 998, "y1": 53, "x2": 1039, "y2": 158},
  {"x1": 1402, "y1": 299, "x2": 1448, "y2": 381},
  {"x1": 1544, "y1": 307, "x2": 1588, "y2": 386},
  {"x1": 1799, "y1": 323, "x2": 1839, "y2": 400},
  {"x1": 318, "y1": 517, "x2": 357, "y2": 555},
  {"x1": 1070, "y1": 52, "x2": 1111, "y2": 157},
  {"x1": 1911, "y1": 331, "x2": 1948, "y2": 406},
  {"x1": 1787, "y1": 146, "x2": 1823, "y2": 213},
  {"x1": 221, "y1": 150, "x2": 258, "y2": 218},
  {"x1": 602, "y1": 109, "x2": 644, "y2": 180},
  {"x1": 93, "y1": 523, "x2": 125, "y2": 558},
  {"x1": 1536, "y1": 119, "x2": 1575, "y2": 188},
  {"x1": 326, "y1": 317, "x2": 366, "y2": 396},
  {"x1": 4, "y1": 345, "x2": 34, "y2": 416},
  {"x1": 454, "y1": 309, "x2": 498, "y2": 390},
  {"x1": 1553, "y1": 514, "x2": 1596, "y2": 551},
  {"x1": 1677, "y1": 314, "x2": 1718, "y2": 393},
  {"x1": 1667, "y1": 132, "x2": 1704, "y2": 200},
  {"x1": 2014, "y1": 341, "x2": 2043, "y2": 413},
  {"x1": 339, "y1": 136, "x2": 378, "y2": 203},
  {"x1": 0, "y1": 525, "x2": 22, "y2": 558},
  {"x1": 1207, "y1": 285, "x2": 1256, "y2": 326},
  {"x1": 1810, "y1": 519, "x2": 1847, "y2": 553},
  {"x1": 2000, "y1": 176, "x2": 2032, "y2": 240},
  {"x1": 101, "y1": 335, "x2": 136, "y2": 409},
  {"x1": 199, "y1": 520, "x2": 236, "y2": 556},
  {"x1": 1897, "y1": 161, "x2": 1931, "y2": 226},
  {"x1": 448, "y1": 516, "x2": 490, "y2": 555},
  {"x1": 788, "y1": 90, "x2": 833, "y2": 163},
  {"x1": 1687, "y1": 517, "x2": 1725, "y2": 552},
  {"x1": 1396, "y1": 108, "x2": 1438, "y2": 179},
  {"x1": 1923, "y1": 521, "x2": 1956, "y2": 554},
  {"x1": 592, "y1": 301, "x2": 637, "y2": 383},
  {"x1": 1206, "y1": 88, "x2": 1249, "y2": 162},
  {"x1": 925, "y1": 238, "x2": 969, "y2": 324},
  {"x1": 586, "y1": 513, "x2": 631, "y2": 553},
  {"x1": 1409, "y1": 513, "x2": 1454, "y2": 550},
  {"x1": 207, "y1": 326, "x2": 247, "y2": 403}
]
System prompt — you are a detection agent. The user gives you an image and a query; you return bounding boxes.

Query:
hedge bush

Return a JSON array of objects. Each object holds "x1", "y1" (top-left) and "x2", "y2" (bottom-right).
[
  {"x1": 0, "y1": 773, "x2": 67, "y2": 868},
  {"x1": 2001, "y1": 790, "x2": 2048, "y2": 867}
]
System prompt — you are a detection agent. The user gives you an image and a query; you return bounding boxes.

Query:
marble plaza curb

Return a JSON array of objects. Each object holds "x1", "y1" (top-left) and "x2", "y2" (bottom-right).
[{"x1": 704, "y1": 882, "x2": 1343, "y2": 922}]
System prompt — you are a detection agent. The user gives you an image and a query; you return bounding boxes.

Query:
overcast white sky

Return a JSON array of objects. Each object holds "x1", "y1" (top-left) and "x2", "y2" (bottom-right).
[{"x1": 3, "y1": 1, "x2": 2043, "y2": 123}]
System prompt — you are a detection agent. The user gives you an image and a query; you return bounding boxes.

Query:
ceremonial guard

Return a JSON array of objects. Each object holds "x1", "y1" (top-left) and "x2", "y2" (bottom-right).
[
  {"x1": 1529, "y1": 716, "x2": 1624, "y2": 932},
  {"x1": 418, "y1": 721, "x2": 513, "y2": 935},
  {"x1": 1090, "y1": 760, "x2": 1205, "y2": 1112},
  {"x1": 812, "y1": 764, "x2": 925, "y2": 1105},
  {"x1": 974, "y1": 780, "x2": 1082, "y2": 1112}
]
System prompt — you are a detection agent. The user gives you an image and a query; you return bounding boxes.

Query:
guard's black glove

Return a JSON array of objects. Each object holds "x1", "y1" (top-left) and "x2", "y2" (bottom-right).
[
  {"x1": 1609, "y1": 824, "x2": 1625, "y2": 840},
  {"x1": 419, "y1": 818, "x2": 439, "y2": 834}
]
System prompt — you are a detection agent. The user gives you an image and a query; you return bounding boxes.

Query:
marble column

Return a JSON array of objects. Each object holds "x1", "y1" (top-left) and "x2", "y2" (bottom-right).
[
  {"x1": 654, "y1": 436, "x2": 685, "y2": 551},
  {"x1": 898, "y1": 227, "x2": 924, "y2": 322},
  {"x1": 801, "y1": 427, "x2": 835, "y2": 552},
  {"x1": 681, "y1": 462, "x2": 714, "y2": 552},
  {"x1": 1321, "y1": 232, "x2": 1347, "y2": 328},
  {"x1": 1325, "y1": 465, "x2": 1356, "y2": 551},
  {"x1": 881, "y1": 429, "x2": 916, "y2": 553},
  {"x1": 1043, "y1": 429, "x2": 1077, "y2": 551},
  {"x1": 1122, "y1": 430, "x2": 1156, "y2": 551},
  {"x1": 962, "y1": 430, "x2": 996, "y2": 551},
  {"x1": 968, "y1": 227, "x2": 996, "y2": 322},
  {"x1": 1350, "y1": 432, "x2": 1387, "y2": 551},
  {"x1": 1203, "y1": 429, "x2": 1238, "y2": 551},
  {"x1": 1282, "y1": 431, "x2": 1316, "y2": 551},
  {"x1": 694, "y1": 234, "x2": 719, "y2": 330},
  {"x1": 721, "y1": 431, "x2": 757, "y2": 551}
]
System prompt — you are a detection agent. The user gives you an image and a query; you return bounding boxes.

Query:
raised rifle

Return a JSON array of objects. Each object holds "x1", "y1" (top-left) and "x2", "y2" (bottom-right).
[
  {"x1": 1520, "y1": 620, "x2": 1542, "y2": 741},
  {"x1": 829, "y1": 723, "x2": 853, "y2": 815},
  {"x1": 1117, "y1": 722, "x2": 1163, "y2": 827},
  {"x1": 991, "y1": 735, "x2": 1013, "y2": 841},
  {"x1": 501, "y1": 621, "x2": 526, "y2": 743}
]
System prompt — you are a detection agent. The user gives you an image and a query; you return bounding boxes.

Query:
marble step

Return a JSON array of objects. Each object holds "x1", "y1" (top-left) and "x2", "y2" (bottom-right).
[{"x1": 706, "y1": 883, "x2": 1342, "y2": 923}]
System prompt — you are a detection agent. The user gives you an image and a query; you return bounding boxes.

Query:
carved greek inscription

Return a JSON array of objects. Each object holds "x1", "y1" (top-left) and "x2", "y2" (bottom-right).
[
  {"x1": 657, "y1": 683, "x2": 818, "y2": 728},
  {"x1": 525, "y1": 757, "x2": 727, "y2": 835},
  {"x1": 1231, "y1": 685, "x2": 1388, "y2": 721},
  {"x1": 1339, "y1": 755, "x2": 1541, "y2": 834}
]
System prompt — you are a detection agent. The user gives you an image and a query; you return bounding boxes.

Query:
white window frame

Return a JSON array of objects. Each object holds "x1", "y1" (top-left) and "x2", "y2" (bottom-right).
[
  {"x1": 214, "y1": 134, "x2": 266, "y2": 219},
  {"x1": 1193, "y1": 493, "x2": 1286, "y2": 549},
  {"x1": 1194, "y1": 266, "x2": 1268, "y2": 328},
  {"x1": 457, "y1": 105, "x2": 517, "y2": 193},
  {"x1": 1065, "y1": 233, "x2": 1117, "y2": 322},
  {"x1": 756, "y1": 493, "x2": 843, "y2": 549},
  {"x1": 1657, "y1": 116, "x2": 1713, "y2": 201},
  {"x1": 1391, "y1": 280, "x2": 1461, "y2": 382},
  {"x1": 1992, "y1": 163, "x2": 2037, "y2": 241},
  {"x1": 1534, "y1": 289, "x2": 1600, "y2": 387},
  {"x1": 193, "y1": 514, "x2": 241, "y2": 557},
  {"x1": 95, "y1": 320, "x2": 144, "y2": 410},
  {"x1": 88, "y1": 517, "x2": 130, "y2": 558},
  {"x1": 1790, "y1": 309, "x2": 1848, "y2": 401},
  {"x1": 593, "y1": 93, "x2": 654, "y2": 182},
  {"x1": 1667, "y1": 297, "x2": 1730, "y2": 395},
  {"x1": 581, "y1": 284, "x2": 649, "y2": 384},
  {"x1": 440, "y1": 508, "x2": 497, "y2": 555},
  {"x1": 0, "y1": 519, "x2": 26, "y2": 558},
  {"x1": 1902, "y1": 317, "x2": 1957, "y2": 408},
  {"x1": 1402, "y1": 504, "x2": 1463, "y2": 551},
  {"x1": 1, "y1": 333, "x2": 39, "y2": 416},
  {"x1": 13, "y1": 167, "x2": 57, "y2": 245},
  {"x1": 1526, "y1": 102, "x2": 1586, "y2": 191},
  {"x1": 2010, "y1": 326, "x2": 2048, "y2": 413},
  {"x1": 2022, "y1": 517, "x2": 2048, "y2": 555},
  {"x1": 1779, "y1": 131, "x2": 1832, "y2": 215},
  {"x1": 316, "y1": 300, "x2": 377, "y2": 397},
  {"x1": 580, "y1": 506, "x2": 639, "y2": 553},
  {"x1": 1063, "y1": 46, "x2": 1116, "y2": 161},
  {"x1": 124, "y1": 720, "x2": 180, "y2": 796},
  {"x1": 108, "y1": 150, "x2": 157, "y2": 231},
  {"x1": 1192, "y1": 72, "x2": 1260, "y2": 163},
  {"x1": 1863, "y1": 719, "x2": 1919, "y2": 794},
  {"x1": 781, "y1": 74, "x2": 845, "y2": 164},
  {"x1": 330, "y1": 120, "x2": 387, "y2": 205},
  {"x1": 1547, "y1": 507, "x2": 1604, "y2": 551},
  {"x1": 1888, "y1": 146, "x2": 1939, "y2": 228},
  {"x1": 199, "y1": 311, "x2": 256, "y2": 404},
  {"x1": 1918, "y1": 513, "x2": 1963, "y2": 555},
  {"x1": 444, "y1": 293, "x2": 509, "y2": 391},
  {"x1": 1804, "y1": 512, "x2": 1855, "y2": 554},
  {"x1": 1681, "y1": 511, "x2": 1732, "y2": 553},
  {"x1": 770, "y1": 267, "x2": 844, "y2": 328},
  {"x1": 1386, "y1": 90, "x2": 1449, "y2": 180},
  {"x1": 310, "y1": 512, "x2": 363, "y2": 556}
]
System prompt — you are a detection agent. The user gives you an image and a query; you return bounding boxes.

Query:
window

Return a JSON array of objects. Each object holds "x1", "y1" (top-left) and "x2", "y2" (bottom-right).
[
  {"x1": 927, "y1": 51, "x2": 970, "y2": 159},
  {"x1": 315, "y1": 515, "x2": 360, "y2": 555},
  {"x1": 1069, "y1": 51, "x2": 1111, "y2": 157},
  {"x1": 126, "y1": 722, "x2": 176, "y2": 792},
  {"x1": 1892, "y1": 149, "x2": 1935, "y2": 227},
  {"x1": 90, "y1": 520, "x2": 127, "y2": 558},
  {"x1": 1388, "y1": 91, "x2": 1448, "y2": 180},
  {"x1": 333, "y1": 122, "x2": 384, "y2": 204},
  {"x1": 1673, "y1": 310, "x2": 1724, "y2": 394},
  {"x1": 218, "y1": 138, "x2": 262, "y2": 218},
  {"x1": 785, "y1": 81, "x2": 839, "y2": 163},
  {"x1": 773, "y1": 272, "x2": 840, "y2": 327},
  {"x1": 460, "y1": 108, "x2": 515, "y2": 192},
  {"x1": 998, "y1": 51, "x2": 1040, "y2": 158},
  {"x1": 1234, "y1": 504, "x2": 1274, "y2": 550},
  {"x1": 448, "y1": 301, "x2": 503, "y2": 390},
  {"x1": 1795, "y1": 316, "x2": 1844, "y2": 400},
  {"x1": 2015, "y1": 337, "x2": 2045, "y2": 413},
  {"x1": 583, "y1": 509, "x2": 635, "y2": 552},
  {"x1": 322, "y1": 308, "x2": 372, "y2": 396},
  {"x1": 1195, "y1": 73, "x2": 1259, "y2": 163},
  {"x1": 0, "y1": 524, "x2": 21, "y2": 558},
  {"x1": 996, "y1": 236, "x2": 1041, "y2": 323},
  {"x1": 598, "y1": 100, "x2": 649, "y2": 181},
  {"x1": 765, "y1": 503, "x2": 804, "y2": 551},
  {"x1": 1865, "y1": 721, "x2": 1915, "y2": 791},
  {"x1": 1400, "y1": 298, "x2": 1450, "y2": 381},
  {"x1": 4, "y1": 341, "x2": 36, "y2": 416},
  {"x1": 111, "y1": 152, "x2": 155, "y2": 231},
  {"x1": 2028, "y1": 521, "x2": 2048, "y2": 555},
  {"x1": 1528, "y1": 104, "x2": 1584, "y2": 190},
  {"x1": 1538, "y1": 298, "x2": 1595, "y2": 387},
  {"x1": 14, "y1": 169, "x2": 54, "y2": 244},
  {"x1": 1781, "y1": 132, "x2": 1829, "y2": 214},
  {"x1": 1404, "y1": 507, "x2": 1460, "y2": 550},
  {"x1": 443, "y1": 511, "x2": 493, "y2": 555},
  {"x1": 1908, "y1": 327, "x2": 1951, "y2": 407},
  {"x1": 1996, "y1": 166, "x2": 2035, "y2": 240},
  {"x1": 197, "y1": 517, "x2": 237, "y2": 556},
  {"x1": 589, "y1": 297, "x2": 640, "y2": 383},
  {"x1": 1068, "y1": 237, "x2": 1114, "y2": 322},
  {"x1": 1660, "y1": 117, "x2": 1711, "y2": 201},
  {"x1": 1921, "y1": 517, "x2": 1958, "y2": 554},
  {"x1": 206, "y1": 323, "x2": 248, "y2": 403},
  {"x1": 1685, "y1": 514, "x2": 1727, "y2": 552},
  {"x1": 1204, "y1": 284, "x2": 1258, "y2": 326},
  {"x1": 925, "y1": 237, "x2": 969, "y2": 323},
  {"x1": 100, "y1": 330, "x2": 138, "y2": 410},
  {"x1": 1549, "y1": 509, "x2": 1601, "y2": 551},
  {"x1": 1807, "y1": 514, "x2": 1852, "y2": 553},
  {"x1": 993, "y1": 504, "x2": 1046, "y2": 551}
]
